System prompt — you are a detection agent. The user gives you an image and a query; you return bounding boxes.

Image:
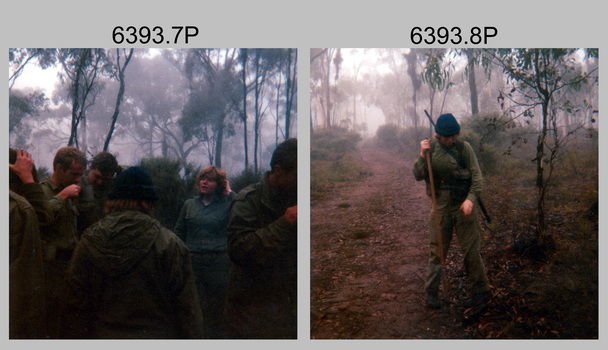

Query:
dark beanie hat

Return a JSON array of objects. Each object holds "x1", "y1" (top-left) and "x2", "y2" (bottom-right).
[
  {"x1": 108, "y1": 166, "x2": 159, "y2": 201},
  {"x1": 435, "y1": 113, "x2": 460, "y2": 137}
]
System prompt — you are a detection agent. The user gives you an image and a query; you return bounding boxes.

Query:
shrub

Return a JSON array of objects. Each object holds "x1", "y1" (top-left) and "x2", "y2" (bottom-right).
[
  {"x1": 229, "y1": 166, "x2": 265, "y2": 194},
  {"x1": 311, "y1": 128, "x2": 366, "y2": 200},
  {"x1": 375, "y1": 123, "x2": 403, "y2": 149},
  {"x1": 311, "y1": 127, "x2": 362, "y2": 161},
  {"x1": 137, "y1": 157, "x2": 200, "y2": 230}
]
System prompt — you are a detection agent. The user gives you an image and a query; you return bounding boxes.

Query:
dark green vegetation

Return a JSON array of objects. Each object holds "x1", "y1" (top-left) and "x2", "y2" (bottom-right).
[{"x1": 310, "y1": 128, "x2": 368, "y2": 201}]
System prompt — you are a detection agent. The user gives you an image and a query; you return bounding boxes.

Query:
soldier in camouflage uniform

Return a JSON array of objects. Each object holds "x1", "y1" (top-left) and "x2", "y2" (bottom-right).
[
  {"x1": 224, "y1": 138, "x2": 297, "y2": 339},
  {"x1": 61, "y1": 166, "x2": 204, "y2": 338},
  {"x1": 412, "y1": 114, "x2": 490, "y2": 311},
  {"x1": 40, "y1": 146, "x2": 86, "y2": 338},
  {"x1": 76, "y1": 151, "x2": 120, "y2": 238},
  {"x1": 9, "y1": 149, "x2": 50, "y2": 338}
]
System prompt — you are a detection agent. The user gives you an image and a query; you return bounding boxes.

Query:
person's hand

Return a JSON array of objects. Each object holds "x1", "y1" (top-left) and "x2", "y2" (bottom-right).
[
  {"x1": 9, "y1": 150, "x2": 35, "y2": 184},
  {"x1": 420, "y1": 139, "x2": 431, "y2": 158},
  {"x1": 224, "y1": 180, "x2": 232, "y2": 195},
  {"x1": 58, "y1": 184, "x2": 82, "y2": 200},
  {"x1": 459, "y1": 199, "x2": 474, "y2": 216},
  {"x1": 284, "y1": 205, "x2": 297, "y2": 226}
]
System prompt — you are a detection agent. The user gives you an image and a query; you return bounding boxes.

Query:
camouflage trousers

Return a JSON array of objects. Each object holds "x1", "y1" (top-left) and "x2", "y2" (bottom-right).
[{"x1": 424, "y1": 192, "x2": 490, "y2": 295}]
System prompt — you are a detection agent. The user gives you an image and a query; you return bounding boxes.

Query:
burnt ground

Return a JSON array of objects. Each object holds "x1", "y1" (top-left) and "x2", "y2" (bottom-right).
[{"x1": 309, "y1": 141, "x2": 599, "y2": 339}]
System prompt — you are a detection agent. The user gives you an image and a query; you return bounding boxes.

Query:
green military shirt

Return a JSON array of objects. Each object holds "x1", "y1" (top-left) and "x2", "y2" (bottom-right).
[
  {"x1": 9, "y1": 190, "x2": 47, "y2": 339},
  {"x1": 174, "y1": 192, "x2": 236, "y2": 253},
  {"x1": 40, "y1": 178, "x2": 79, "y2": 253},
  {"x1": 413, "y1": 139, "x2": 483, "y2": 206}
]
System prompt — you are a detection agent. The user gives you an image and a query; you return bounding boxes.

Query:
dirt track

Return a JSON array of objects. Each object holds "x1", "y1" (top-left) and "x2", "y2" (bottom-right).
[{"x1": 310, "y1": 142, "x2": 469, "y2": 339}]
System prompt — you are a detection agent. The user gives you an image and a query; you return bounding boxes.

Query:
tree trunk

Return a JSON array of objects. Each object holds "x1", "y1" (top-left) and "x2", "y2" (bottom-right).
[
  {"x1": 285, "y1": 48, "x2": 296, "y2": 139},
  {"x1": 466, "y1": 49, "x2": 479, "y2": 116},
  {"x1": 241, "y1": 49, "x2": 249, "y2": 168},
  {"x1": 68, "y1": 51, "x2": 88, "y2": 147},
  {"x1": 104, "y1": 48, "x2": 133, "y2": 152},
  {"x1": 253, "y1": 50, "x2": 261, "y2": 171},
  {"x1": 324, "y1": 50, "x2": 333, "y2": 129},
  {"x1": 535, "y1": 98, "x2": 549, "y2": 239}
]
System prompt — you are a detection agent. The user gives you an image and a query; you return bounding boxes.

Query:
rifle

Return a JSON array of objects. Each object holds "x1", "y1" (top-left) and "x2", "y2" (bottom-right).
[
  {"x1": 424, "y1": 110, "x2": 436, "y2": 128},
  {"x1": 423, "y1": 110, "x2": 492, "y2": 224},
  {"x1": 423, "y1": 110, "x2": 444, "y2": 264}
]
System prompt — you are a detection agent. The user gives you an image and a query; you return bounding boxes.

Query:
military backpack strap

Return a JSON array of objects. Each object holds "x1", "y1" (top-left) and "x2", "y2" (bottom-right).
[{"x1": 438, "y1": 140, "x2": 468, "y2": 169}]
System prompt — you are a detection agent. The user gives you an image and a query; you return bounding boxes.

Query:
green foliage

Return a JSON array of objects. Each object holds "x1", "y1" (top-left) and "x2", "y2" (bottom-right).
[
  {"x1": 421, "y1": 49, "x2": 452, "y2": 92},
  {"x1": 458, "y1": 113, "x2": 538, "y2": 175},
  {"x1": 36, "y1": 166, "x2": 51, "y2": 183},
  {"x1": 137, "y1": 157, "x2": 200, "y2": 229},
  {"x1": 374, "y1": 124, "x2": 404, "y2": 149},
  {"x1": 9, "y1": 90, "x2": 48, "y2": 133},
  {"x1": 229, "y1": 166, "x2": 265, "y2": 194},
  {"x1": 311, "y1": 127, "x2": 362, "y2": 161},
  {"x1": 311, "y1": 128, "x2": 366, "y2": 200},
  {"x1": 9, "y1": 90, "x2": 48, "y2": 148}
]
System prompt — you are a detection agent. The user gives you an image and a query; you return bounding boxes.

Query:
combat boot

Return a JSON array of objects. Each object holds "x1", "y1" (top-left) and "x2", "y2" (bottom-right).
[{"x1": 426, "y1": 292, "x2": 441, "y2": 309}]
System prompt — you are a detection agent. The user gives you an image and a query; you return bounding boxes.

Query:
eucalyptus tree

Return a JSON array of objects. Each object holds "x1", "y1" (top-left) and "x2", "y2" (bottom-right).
[
  {"x1": 282, "y1": 48, "x2": 297, "y2": 140},
  {"x1": 404, "y1": 49, "x2": 423, "y2": 139},
  {"x1": 9, "y1": 89, "x2": 48, "y2": 148},
  {"x1": 8, "y1": 48, "x2": 57, "y2": 91},
  {"x1": 9, "y1": 49, "x2": 56, "y2": 148},
  {"x1": 119, "y1": 51, "x2": 198, "y2": 170},
  {"x1": 103, "y1": 48, "x2": 134, "y2": 152},
  {"x1": 484, "y1": 48, "x2": 599, "y2": 243},
  {"x1": 310, "y1": 48, "x2": 342, "y2": 129},
  {"x1": 420, "y1": 49, "x2": 453, "y2": 136},
  {"x1": 250, "y1": 49, "x2": 281, "y2": 170},
  {"x1": 56, "y1": 49, "x2": 113, "y2": 149},
  {"x1": 237, "y1": 48, "x2": 251, "y2": 168},
  {"x1": 180, "y1": 48, "x2": 241, "y2": 168}
]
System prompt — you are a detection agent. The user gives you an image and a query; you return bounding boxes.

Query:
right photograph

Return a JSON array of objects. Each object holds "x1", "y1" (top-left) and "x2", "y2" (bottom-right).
[{"x1": 309, "y1": 48, "x2": 598, "y2": 339}]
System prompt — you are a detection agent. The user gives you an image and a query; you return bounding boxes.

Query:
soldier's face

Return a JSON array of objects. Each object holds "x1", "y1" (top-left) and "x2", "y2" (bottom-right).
[
  {"x1": 88, "y1": 168, "x2": 113, "y2": 188},
  {"x1": 277, "y1": 167, "x2": 297, "y2": 198},
  {"x1": 438, "y1": 135, "x2": 458, "y2": 147},
  {"x1": 57, "y1": 161, "x2": 85, "y2": 188}
]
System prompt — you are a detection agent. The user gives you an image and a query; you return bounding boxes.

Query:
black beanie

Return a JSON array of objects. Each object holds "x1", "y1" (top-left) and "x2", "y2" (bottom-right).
[
  {"x1": 435, "y1": 113, "x2": 460, "y2": 137},
  {"x1": 107, "y1": 166, "x2": 159, "y2": 201}
]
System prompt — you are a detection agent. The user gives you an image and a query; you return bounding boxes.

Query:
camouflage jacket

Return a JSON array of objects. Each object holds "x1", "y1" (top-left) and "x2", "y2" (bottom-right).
[
  {"x1": 224, "y1": 173, "x2": 297, "y2": 339},
  {"x1": 9, "y1": 190, "x2": 47, "y2": 339},
  {"x1": 60, "y1": 210, "x2": 204, "y2": 338},
  {"x1": 40, "y1": 179, "x2": 79, "y2": 254}
]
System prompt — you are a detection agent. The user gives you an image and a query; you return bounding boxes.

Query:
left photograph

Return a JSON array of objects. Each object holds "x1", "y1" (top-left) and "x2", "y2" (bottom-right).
[{"x1": 8, "y1": 48, "x2": 298, "y2": 339}]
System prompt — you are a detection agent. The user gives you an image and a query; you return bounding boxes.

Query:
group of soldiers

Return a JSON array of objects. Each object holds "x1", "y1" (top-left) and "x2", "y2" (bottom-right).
[{"x1": 9, "y1": 138, "x2": 298, "y2": 339}]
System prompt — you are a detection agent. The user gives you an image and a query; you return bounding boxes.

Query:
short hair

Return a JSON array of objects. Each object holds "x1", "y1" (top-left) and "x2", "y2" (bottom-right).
[
  {"x1": 270, "y1": 138, "x2": 297, "y2": 172},
  {"x1": 53, "y1": 146, "x2": 86, "y2": 172},
  {"x1": 90, "y1": 151, "x2": 118, "y2": 177},
  {"x1": 196, "y1": 165, "x2": 228, "y2": 194}
]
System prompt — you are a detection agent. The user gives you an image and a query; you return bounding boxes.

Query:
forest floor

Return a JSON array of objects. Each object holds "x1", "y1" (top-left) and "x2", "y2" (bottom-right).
[{"x1": 310, "y1": 141, "x2": 598, "y2": 339}]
